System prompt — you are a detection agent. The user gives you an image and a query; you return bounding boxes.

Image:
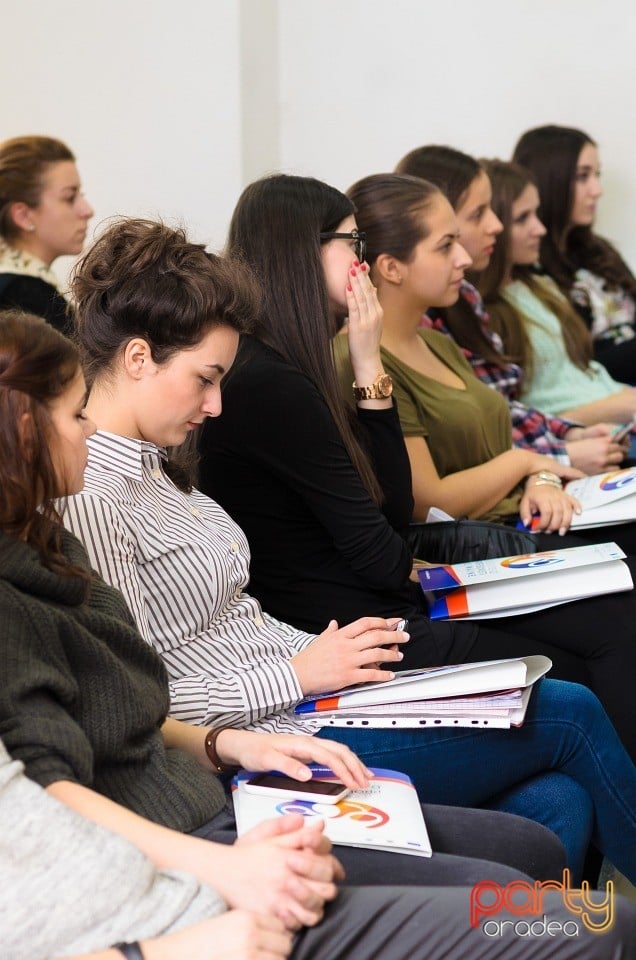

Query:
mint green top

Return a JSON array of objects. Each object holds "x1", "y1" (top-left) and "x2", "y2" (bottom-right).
[
  {"x1": 333, "y1": 328, "x2": 523, "y2": 523},
  {"x1": 503, "y1": 278, "x2": 626, "y2": 416}
]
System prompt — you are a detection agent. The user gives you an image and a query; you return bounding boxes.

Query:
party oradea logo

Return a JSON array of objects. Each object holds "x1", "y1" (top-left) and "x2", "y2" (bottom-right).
[{"x1": 471, "y1": 870, "x2": 614, "y2": 938}]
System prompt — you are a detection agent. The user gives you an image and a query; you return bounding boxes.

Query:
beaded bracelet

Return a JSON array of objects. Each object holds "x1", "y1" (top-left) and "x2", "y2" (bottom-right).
[
  {"x1": 113, "y1": 943, "x2": 144, "y2": 960},
  {"x1": 204, "y1": 726, "x2": 239, "y2": 775}
]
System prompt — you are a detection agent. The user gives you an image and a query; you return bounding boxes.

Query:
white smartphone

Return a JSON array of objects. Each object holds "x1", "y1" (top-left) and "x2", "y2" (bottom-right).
[{"x1": 243, "y1": 773, "x2": 350, "y2": 804}]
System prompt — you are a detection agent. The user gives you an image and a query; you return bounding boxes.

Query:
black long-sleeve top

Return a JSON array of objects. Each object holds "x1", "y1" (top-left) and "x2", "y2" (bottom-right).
[{"x1": 199, "y1": 336, "x2": 434, "y2": 635}]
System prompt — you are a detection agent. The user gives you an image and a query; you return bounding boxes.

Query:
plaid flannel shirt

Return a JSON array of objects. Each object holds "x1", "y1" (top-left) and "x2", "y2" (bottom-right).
[{"x1": 423, "y1": 281, "x2": 579, "y2": 465}]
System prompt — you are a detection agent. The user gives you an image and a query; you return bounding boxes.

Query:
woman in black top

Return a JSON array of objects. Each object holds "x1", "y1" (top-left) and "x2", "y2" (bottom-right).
[
  {"x1": 198, "y1": 174, "x2": 636, "y2": 763},
  {"x1": 0, "y1": 135, "x2": 94, "y2": 333}
]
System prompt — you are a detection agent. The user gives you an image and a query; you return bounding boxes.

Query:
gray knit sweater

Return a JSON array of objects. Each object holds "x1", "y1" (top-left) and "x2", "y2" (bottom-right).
[
  {"x1": 0, "y1": 740, "x2": 225, "y2": 959},
  {"x1": 0, "y1": 527, "x2": 225, "y2": 831}
]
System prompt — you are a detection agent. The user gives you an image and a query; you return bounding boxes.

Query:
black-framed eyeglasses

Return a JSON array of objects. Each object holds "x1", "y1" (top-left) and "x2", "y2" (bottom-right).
[{"x1": 319, "y1": 229, "x2": 366, "y2": 264}]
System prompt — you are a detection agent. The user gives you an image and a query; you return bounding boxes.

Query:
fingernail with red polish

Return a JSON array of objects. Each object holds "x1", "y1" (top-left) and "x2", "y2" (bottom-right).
[
  {"x1": 353, "y1": 259, "x2": 360, "y2": 267},
  {"x1": 346, "y1": 283, "x2": 352, "y2": 291},
  {"x1": 360, "y1": 263, "x2": 367, "y2": 272},
  {"x1": 350, "y1": 267, "x2": 357, "y2": 276}
]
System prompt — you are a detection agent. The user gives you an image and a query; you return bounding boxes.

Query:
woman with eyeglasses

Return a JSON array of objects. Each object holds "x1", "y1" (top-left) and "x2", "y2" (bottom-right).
[
  {"x1": 0, "y1": 135, "x2": 94, "y2": 334},
  {"x1": 513, "y1": 125, "x2": 636, "y2": 384}
]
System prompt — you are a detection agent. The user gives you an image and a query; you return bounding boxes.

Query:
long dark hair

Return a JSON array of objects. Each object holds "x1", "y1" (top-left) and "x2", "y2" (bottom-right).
[
  {"x1": 0, "y1": 310, "x2": 89, "y2": 584},
  {"x1": 478, "y1": 159, "x2": 592, "y2": 381},
  {"x1": 396, "y1": 144, "x2": 507, "y2": 364},
  {"x1": 227, "y1": 174, "x2": 382, "y2": 502},
  {"x1": 513, "y1": 125, "x2": 636, "y2": 299},
  {"x1": 346, "y1": 172, "x2": 441, "y2": 268},
  {"x1": 396, "y1": 144, "x2": 481, "y2": 211}
]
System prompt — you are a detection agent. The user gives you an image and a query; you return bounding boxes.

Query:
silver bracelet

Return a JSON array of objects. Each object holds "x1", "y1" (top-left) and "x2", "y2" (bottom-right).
[
  {"x1": 529, "y1": 478, "x2": 563, "y2": 488},
  {"x1": 528, "y1": 470, "x2": 563, "y2": 489}
]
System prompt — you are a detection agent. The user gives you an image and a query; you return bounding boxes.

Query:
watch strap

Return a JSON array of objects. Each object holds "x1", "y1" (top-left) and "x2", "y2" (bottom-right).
[
  {"x1": 204, "y1": 726, "x2": 239, "y2": 774},
  {"x1": 113, "y1": 943, "x2": 145, "y2": 960},
  {"x1": 352, "y1": 372, "x2": 393, "y2": 402}
]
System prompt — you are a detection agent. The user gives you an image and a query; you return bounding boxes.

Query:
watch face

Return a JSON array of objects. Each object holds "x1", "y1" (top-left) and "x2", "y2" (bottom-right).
[{"x1": 377, "y1": 374, "x2": 393, "y2": 397}]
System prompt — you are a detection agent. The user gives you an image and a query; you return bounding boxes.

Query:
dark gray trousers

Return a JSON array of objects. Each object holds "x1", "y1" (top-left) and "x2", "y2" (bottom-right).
[
  {"x1": 193, "y1": 801, "x2": 566, "y2": 885},
  {"x1": 293, "y1": 887, "x2": 636, "y2": 960}
]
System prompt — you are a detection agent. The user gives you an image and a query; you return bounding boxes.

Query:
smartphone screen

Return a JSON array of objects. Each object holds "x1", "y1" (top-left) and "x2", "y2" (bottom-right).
[
  {"x1": 612, "y1": 423, "x2": 633, "y2": 443},
  {"x1": 245, "y1": 773, "x2": 347, "y2": 797}
]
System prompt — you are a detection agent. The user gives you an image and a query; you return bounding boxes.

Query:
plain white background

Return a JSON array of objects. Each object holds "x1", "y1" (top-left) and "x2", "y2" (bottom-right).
[{"x1": 3, "y1": 0, "x2": 635, "y2": 281}]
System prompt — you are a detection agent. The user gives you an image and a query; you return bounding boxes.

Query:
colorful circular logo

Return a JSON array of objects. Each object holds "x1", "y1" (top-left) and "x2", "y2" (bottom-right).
[
  {"x1": 600, "y1": 470, "x2": 636, "y2": 492},
  {"x1": 276, "y1": 798, "x2": 389, "y2": 828},
  {"x1": 500, "y1": 554, "x2": 562, "y2": 570}
]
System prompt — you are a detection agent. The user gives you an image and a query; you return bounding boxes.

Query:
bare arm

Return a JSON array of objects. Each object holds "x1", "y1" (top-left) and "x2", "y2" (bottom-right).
[
  {"x1": 560, "y1": 386, "x2": 636, "y2": 425},
  {"x1": 405, "y1": 435, "x2": 579, "y2": 522},
  {"x1": 160, "y1": 718, "x2": 372, "y2": 790}
]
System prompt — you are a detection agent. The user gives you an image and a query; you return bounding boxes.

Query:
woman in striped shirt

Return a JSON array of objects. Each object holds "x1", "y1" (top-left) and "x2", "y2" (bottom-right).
[{"x1": 59, "y1": 213, "x2": 636, "y2": 886}]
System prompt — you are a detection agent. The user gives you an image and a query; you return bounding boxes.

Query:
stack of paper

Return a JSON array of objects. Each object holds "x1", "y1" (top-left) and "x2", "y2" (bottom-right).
[
  {"x1": 294, "y1": 655, "x2": 551, "y2": 729},
  {"x1": 418, "y1": 541, "x2": 631, "y2": 619},
  {"x1": 232, "y1": 766, "x2": 432, "y2": 857}
]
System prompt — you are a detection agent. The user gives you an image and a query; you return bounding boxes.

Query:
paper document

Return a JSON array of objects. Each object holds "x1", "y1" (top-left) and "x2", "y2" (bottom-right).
[
  {"x1": 232, "y1": 766, "x2": 432, "y2": 857},
  {"x1": 565, "y1": 468, "x2": 636, "y2": 529},
  {"x1": 427, "y1": 559, "x2": 632, "y2": 620},
  {"x1": 295, "y1": 655, "x2": 551, "y2": 713},
  {"x1": 418, "y1": 541, "x2": 624, "y2": 592}
]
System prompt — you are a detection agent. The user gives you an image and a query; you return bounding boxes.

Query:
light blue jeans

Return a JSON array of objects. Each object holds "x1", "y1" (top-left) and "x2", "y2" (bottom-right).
[{"x1": 318, "y1": 679, "x2": 635, "y2": 882}]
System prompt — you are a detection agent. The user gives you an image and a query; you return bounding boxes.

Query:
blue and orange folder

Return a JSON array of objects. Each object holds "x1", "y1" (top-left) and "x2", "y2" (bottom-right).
[{"x1": 416, "y1": 542, "x2": 629, "y2": 620}]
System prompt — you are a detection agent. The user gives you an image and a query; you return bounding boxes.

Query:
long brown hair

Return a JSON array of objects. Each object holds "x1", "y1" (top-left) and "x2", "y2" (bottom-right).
[
  {"x1": 227, "y1": 174, "x2": 382, "y2": 503},
  {"x1": 0, "y1": 136, "x2": 74, "y2": 242},
  {"x1": 0, "y1": 310, "x2": 89, "y2": 583},
  {"x1": 513, "y1": 125, "x2": 636, "y2": 300},
  {"x1": 396, "y1": 144, "x2": 510, "y2": 365},
  {"x1": 478, "y1": 159, "x2": 592, "y2": 380}
]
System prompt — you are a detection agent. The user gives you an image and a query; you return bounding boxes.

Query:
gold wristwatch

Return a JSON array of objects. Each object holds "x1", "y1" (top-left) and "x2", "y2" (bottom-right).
[{"x1": 352, "y1": 372, "x2": 393, "y2": 402}]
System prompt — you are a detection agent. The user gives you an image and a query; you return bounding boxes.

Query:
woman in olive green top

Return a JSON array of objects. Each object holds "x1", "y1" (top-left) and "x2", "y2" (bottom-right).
[{"x1": 340, "y1": 173, "x2": 585, "y2": 533}]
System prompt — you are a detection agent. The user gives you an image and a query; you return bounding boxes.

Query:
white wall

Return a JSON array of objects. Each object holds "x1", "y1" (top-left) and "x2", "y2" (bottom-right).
[
  {"x1": 1, "y1": 0, "x2": 244, "y2": 282},
  {"x1": 2, "y1": 0, "x2": 636, "y2": 272},
  {"x1": 277, "y1": 0, "x2": 636, "y2": 263}
]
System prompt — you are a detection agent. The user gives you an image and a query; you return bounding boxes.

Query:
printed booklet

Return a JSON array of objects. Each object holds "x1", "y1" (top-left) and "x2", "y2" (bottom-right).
[
  {"x1": 231, "y1": 766, "x2": 432, "y2": 857},
  {"x1": 417, "y1": 542, "x2": 631, "y2": 619},
  {"x1": 293, "y1": 655, "x2": 551, "y2": 728},
  {"x1": 565, "y1": 467, "x2": 636, "y2": 528}
]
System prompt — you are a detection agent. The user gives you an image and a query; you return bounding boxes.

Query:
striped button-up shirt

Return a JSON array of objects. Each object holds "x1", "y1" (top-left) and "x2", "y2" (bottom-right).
[{"x1": 61, "y1": 431, "x2": 319, "y2": 734}]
